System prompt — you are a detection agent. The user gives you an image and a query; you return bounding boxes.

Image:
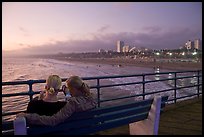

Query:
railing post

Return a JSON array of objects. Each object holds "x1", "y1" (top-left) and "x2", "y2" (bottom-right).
[
  {"x1": 28, "y1": 80, "x2": 33, "y2": 101},
  {"x1": 174, "y1": 73, "x2": 177, "y2": 104},
  {"x1": 97, "y1": 78, "x2": 100, "y2": 107},
  {"x1": 142, "y1": 74, "x2": 145, "y2": 100},
  {"x1": 197, "y1": 70, "x2": 200, "y2": 98}
]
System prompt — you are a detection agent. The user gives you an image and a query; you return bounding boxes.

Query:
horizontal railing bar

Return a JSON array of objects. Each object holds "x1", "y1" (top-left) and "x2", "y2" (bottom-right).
[
  {"x1": 2, "y1": 110, "x2": 26, "y2": 116},
  {"x1": 2, "y1": 92, "x2": 31, "y2": 97},
  {"x1": 100, "y1": 84, "x2": 201, "y2": 103},
  {"x1": 2, "y1": 82, "x2": 202, "y2": 99},
  {"x1": 96, "y1": 81, "x2": 143, "y2": 88},
  {"x1": 174, "y1": 94, "x2": 199, "y2": 100},
  {"x1": 3, "y1": 70, "x2": 202, "y2": 86},
  {"x1": 2, "y1": 80, "x2": 42, "y2": 86},
  {"x1": 176, "y1": 84, "x2": 202, "y2": 90},
  {"x1": 2, "y1": 70, "x2": 202, "y2": 128},
  {"x1": 92, "y1": 76, "x2": 202, "y2": 89},
  {"x1": 100, "y1": 88, "x2": 174, "y2": 103},
  {"x1": 2, "y1": 90, "x2": 66, "y2": 98},
  {"x1": 2, "y1": 82, "x2": 201, "y2": 98},
  {"x1": 3, "y1": 75, "x2": 201, "y2": 91},
  {"x1": 167, "y1": 93, "x2": 200, "y2": 102},
  {"x1": 145, "y1": 78, "x2": 175, "y2": 83},
  {"x1": 176, "y1": 75, "x2": 202, "y2": 79}
]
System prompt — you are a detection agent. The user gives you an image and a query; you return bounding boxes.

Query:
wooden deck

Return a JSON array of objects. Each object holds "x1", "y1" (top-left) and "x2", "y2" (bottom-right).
[
  {"x1": 95, "y1": 96, "x2": 202, "y2": 135},
  {"x1": 159, "y1": 96, "x2": 202, "y2": 135}
]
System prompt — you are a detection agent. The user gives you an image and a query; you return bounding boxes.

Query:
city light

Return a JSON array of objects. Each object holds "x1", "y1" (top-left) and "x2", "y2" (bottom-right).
[
  {"x1": 192, "y1": 52, "x2": 197, "y2": 55},
  {"x1": 182, "y1": 52, "x2": 185, "y2": 56},
  {"x1": 169, "y1": 53, "x2": 172, "y2": 56},
  {"x1": 156, "y1": 52, "x2": 160, "y2": 55}
]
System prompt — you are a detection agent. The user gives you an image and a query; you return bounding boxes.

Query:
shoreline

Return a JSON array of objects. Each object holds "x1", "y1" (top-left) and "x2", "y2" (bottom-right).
[{"x1": 52, "y1": 57, "x2": 202, "y2": 71}]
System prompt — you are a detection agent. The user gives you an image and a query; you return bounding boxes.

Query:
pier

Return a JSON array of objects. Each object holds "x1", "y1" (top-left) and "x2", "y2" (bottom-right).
[
  {"x1": 2, "y1": 70, "x2": 202, "y2": 135},
  {"x1": 94, "y1": 96, "x2": 202, "y2": 135}
]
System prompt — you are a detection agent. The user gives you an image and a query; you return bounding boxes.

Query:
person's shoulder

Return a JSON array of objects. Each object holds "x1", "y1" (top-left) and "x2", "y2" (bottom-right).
[
  {"x1": 67, "y1": 97, "x2": 77, "y2": 102},
  {"x1": 68, "y1": 96, "x2": 93, "y2": 104},
  {"x1": 29, "y1": 99, "x2": 44, "y2": 105},
  {"x1": 57, "y1": 101, "x2": 67, "y2": 105},
  {"x1": 65, "y1": 97, "x2": 82, "y2": 105}
]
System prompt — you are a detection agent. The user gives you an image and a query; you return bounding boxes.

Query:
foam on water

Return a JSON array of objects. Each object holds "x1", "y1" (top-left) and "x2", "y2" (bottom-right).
[{"x1": 2, "y1": 57, "x2": 201, "y2": 121}]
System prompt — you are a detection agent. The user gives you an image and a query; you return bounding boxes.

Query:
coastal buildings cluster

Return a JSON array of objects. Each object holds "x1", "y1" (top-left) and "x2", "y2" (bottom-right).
[
  {"x1": 27, "y1": 39, "x2": 202, "y2": 62},
  {"x1": 183, "y1": 39, "x2": 202, "y2": 50},
  {"x1": 115, "y1": 39, "x2": 202, "y2": 53}
]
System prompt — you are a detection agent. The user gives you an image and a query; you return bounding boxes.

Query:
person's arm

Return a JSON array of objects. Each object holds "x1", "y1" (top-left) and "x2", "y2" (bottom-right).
[
  {"x1": 24, "y1": 99, "x2": 76, "y2": 126},
  {"x1": 26, "y1": 101, "x2": 36, "y2": 113}
]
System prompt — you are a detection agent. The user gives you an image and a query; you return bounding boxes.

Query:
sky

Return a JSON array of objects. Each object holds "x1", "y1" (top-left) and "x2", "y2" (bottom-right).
[{"x1": 2, "y1": 2, "x2": 202, "y2": 55}]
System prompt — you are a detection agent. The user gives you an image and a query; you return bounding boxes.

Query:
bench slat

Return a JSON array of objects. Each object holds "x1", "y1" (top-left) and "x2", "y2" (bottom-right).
[
  {"x1": 27, "y1": 105, "x2": 151, "y2": 135},
  {"x1": 65, "y1": 99, "x2": 154, "y2": 121},
  {"x1": 14, "y1": 96, "x2": 169, "y2": 135},
  {"x1": 57, "y1": 113, "x2": 149, "y2": 135},
  {"x1": 67, "y1": 95, "x2": 168, "y2": 121}
]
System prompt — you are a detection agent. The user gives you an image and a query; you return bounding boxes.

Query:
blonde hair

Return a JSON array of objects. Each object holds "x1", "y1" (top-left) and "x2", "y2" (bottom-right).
[
  {"x1": 66, "y1": 76, "x2": 91, "y2": 97},
  {"x1": 46, "y1": 75, "x2": 62, "y2": 94}
]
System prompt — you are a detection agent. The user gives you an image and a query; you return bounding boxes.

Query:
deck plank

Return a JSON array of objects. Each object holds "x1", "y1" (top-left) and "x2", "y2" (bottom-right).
[{"x1": 95, "y1": 97, "x2": 202, "y2": 135}]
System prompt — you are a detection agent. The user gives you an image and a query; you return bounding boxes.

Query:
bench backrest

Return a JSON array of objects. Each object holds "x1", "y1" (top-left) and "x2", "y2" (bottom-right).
[{"x1": 14, "y1": 95, "x2": 168, "y2": 135}]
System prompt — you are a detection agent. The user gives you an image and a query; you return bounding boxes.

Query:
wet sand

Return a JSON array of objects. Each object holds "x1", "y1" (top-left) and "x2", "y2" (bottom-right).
[
  {"x1": 55, "y1": 57, "x2": 202, "y2": 71},
  {"x1": 53, "y1": 57, "x2": 202, "y2": 107}
]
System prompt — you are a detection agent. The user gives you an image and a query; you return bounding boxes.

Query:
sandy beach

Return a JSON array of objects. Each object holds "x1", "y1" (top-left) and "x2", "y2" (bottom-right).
[{"x1": 54, "y1": 57, "x2": 202, "y2": 71}]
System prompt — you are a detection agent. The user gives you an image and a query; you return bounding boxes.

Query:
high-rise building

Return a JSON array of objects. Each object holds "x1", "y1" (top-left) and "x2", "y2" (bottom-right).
[
  {"x1": 117, "y1": 41, "x2": 124, "y2": 52},
  {"x1": 194, "y1": 39, "x2": 201, "y2": 50},
  {"x1": 185, "y1": 40, "x2": 193, "y2": 50},
  {"x1": 98, "y1": 49, "x2": 106, "y2": 53},
  {"x1": 122, "y1": 45, "x2": 130, "y2": 52}
]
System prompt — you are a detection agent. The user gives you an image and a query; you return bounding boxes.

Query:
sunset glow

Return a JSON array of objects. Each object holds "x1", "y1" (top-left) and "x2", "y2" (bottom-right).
[{"x1": 2, "y1": 2, "x2": 202, "y2": 53}]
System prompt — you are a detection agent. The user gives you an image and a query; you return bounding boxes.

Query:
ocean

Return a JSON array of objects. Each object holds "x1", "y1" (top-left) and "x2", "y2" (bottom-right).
[{"x1": 2, "y1": 57, "x2": 199, "y2": 121}]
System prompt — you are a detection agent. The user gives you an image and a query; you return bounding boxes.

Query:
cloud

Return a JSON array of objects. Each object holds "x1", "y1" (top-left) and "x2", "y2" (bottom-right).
[
  {"x1": 19, "y1": 27, "x2": 26, "y2": 32},
  {"x1": 97, "y1": 25, "x2": 110, "y2": 33},
  {"x1": 18, "y1": 43, "x2": 32, "y2": 48},
  {"x1": 18, "y1": 43, "x2": 24, "y2": 47},
  {"x1": 142, "y1": 26, "x2": 162, "y2": 33},
  {"x1": 19, "y1": 26, "x2": 30, "y2": 37},
  {"x1": 15, "y1": 27, "x2": 201, "y2": 55}
]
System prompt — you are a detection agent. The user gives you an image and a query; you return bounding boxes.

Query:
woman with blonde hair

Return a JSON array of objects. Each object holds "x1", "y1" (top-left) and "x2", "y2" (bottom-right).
[
  {"x1": 17, "y1": 75, "x2": 96, "y2": 126},
  {"x1": 26, "y1": 75, "x2": 66, "y2": 116}
]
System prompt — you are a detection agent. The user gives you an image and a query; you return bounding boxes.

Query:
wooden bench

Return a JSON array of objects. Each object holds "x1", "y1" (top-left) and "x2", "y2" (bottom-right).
[{"x1": 14, "y1": 95, "x2": 168, "y2": 135}]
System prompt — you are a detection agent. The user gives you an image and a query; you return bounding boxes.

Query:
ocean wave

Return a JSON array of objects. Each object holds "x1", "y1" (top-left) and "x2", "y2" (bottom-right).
[
  {"x1": 2, "y1": 57, "x2": 201, "y2": 121},
  {"x1": 14, "y1": 74, "x2": 30, "y2": 81}
]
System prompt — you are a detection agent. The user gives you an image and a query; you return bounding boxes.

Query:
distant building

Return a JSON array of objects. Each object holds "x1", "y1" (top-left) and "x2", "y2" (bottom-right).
[
  {"x1": 117, "y1": 41, "x2": 124, "y2": 52},
  {"x1": 185, "y1": 40, "x2": 193, "y2": 50},
  {"x1": 98, "y1": 49, "x2": 106, "y2": 53},
  {"x1": 122, "y1": 45, "x2": 130, "y2": 52},
  {"x1": 194, "y1": 39, "x2": 201, "y2": 50},
  {"x1": 107, "y1": 50, "x2": 114, "y2": 53},
  {"x1": 129, "y1": 47, "x2": 136, "y2": 52}
]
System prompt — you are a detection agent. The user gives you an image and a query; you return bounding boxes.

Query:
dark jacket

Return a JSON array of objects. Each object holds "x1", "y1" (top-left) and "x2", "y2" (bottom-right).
[{"x1": 24, "y1": 96, "x2": 97, "y2": 126}]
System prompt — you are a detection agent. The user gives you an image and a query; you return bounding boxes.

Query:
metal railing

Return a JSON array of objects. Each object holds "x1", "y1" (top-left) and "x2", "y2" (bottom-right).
[{"x1": 2, "y1": 70, "x2": 202, "y2": 133}]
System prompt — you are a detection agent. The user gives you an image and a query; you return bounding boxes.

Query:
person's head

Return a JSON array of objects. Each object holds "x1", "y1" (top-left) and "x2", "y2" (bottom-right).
[
  {"x1": 45, "y1": 75, "x2": 62, "y2": 96},
  {"x1": 66, "y1": 76, "x2": 90, "y2": 97}
]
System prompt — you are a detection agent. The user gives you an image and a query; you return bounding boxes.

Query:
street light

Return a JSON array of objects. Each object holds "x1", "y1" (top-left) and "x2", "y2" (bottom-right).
[
  {"x1": 155, "y1": 52, "x2": 160, "y2": 55},
  {"x1": 192, "y1": 52, "x2": 197, "y2": 55},
  {"x1": 182, "y1": 52, "x2": 185, "y2": 56}
]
